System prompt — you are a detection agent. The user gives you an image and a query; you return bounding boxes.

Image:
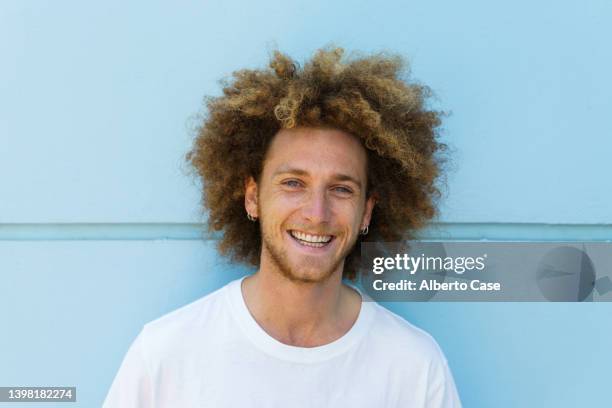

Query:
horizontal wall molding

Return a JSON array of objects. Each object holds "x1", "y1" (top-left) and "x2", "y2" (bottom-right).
[{"x1": 1, "y1": 222, "x2": 611, "y2": 242}]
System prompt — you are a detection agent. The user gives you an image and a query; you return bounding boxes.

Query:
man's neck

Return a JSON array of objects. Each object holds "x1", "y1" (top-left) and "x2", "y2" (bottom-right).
[{"x1": 241, "y1": 266, "x2": 362, "y2": 348}]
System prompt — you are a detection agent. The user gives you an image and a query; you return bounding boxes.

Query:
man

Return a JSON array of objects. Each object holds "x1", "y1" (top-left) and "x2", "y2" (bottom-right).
[{"x1": 103, "y1": 47, "x2": 461, "y2": 407}]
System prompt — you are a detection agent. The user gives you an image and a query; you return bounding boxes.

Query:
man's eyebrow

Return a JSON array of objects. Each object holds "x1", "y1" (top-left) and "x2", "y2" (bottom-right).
[
  {"x1": 272, "y1": 167, "x2": 363, "y2": 189},
  {"x1": 272, "y1": 167, "x2": 309, "y2": 177}
]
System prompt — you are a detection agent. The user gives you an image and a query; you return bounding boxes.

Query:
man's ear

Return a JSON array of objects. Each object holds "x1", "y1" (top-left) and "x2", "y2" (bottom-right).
[
  {"x1": 244, "y1": 176, "x2": 259, "y2": 219},
  {"x1": 361, "y1": 193, "x2": 377, "y2": 231}
]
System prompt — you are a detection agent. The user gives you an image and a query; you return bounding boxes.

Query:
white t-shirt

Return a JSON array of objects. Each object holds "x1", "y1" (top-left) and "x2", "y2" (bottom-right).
[{"x1": 103, "y1": 277, "x2": 461, "y2": 407}]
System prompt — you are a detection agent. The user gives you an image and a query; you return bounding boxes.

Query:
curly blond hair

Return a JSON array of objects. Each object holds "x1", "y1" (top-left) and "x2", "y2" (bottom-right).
[{"x1": 186, "y1": 47, "x2": 446, "y2": 281}]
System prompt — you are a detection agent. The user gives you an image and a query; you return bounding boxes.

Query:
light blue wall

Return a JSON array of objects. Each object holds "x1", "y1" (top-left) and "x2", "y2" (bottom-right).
[{"x1": 1, "y1": 0, "x2": 611, "y2": 406}]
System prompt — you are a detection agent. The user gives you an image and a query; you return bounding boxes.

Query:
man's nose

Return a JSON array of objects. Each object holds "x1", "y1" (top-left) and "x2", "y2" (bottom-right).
[{"x1": 302, "y1": 188, "x2": 331, "y2": 224}]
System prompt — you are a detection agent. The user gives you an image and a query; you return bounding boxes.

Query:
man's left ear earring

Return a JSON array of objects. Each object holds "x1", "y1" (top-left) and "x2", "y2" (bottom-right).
[{"x1": 360, "y1": 225, "x2": 369, "y2": 235}]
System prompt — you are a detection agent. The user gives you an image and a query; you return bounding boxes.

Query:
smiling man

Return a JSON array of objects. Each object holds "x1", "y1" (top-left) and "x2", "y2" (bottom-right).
[{"x1": 103, "y1": 48, "x2": 461, "y2": 407}]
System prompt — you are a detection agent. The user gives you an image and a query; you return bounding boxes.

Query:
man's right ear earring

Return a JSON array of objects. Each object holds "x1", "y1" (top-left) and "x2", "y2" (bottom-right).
[{"x1": 247, "y1": 213, "x2": 257, "y2": 222}]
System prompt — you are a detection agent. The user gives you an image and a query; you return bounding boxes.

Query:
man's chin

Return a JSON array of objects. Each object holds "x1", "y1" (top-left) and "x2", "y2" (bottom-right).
[
  {"x1": 279, "y1": 261, "x2": 342, "y2": 284},
  {"x1": 262, "y1": 236, "x2": 345, "y2": 284}
]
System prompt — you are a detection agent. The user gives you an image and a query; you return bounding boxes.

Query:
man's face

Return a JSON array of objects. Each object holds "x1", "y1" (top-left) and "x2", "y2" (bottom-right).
[{"x1": 245, "y1": 127, "x2": 375, "y2": 283}]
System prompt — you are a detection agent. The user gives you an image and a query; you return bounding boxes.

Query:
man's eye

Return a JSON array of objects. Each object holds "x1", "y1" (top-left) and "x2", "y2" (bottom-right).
[
  {"x1": 333, "y1": 186, "x2": 353, "y2": 194},
  {"x1": 283, "y1": 180, "x2": 301, "y2": 188}
]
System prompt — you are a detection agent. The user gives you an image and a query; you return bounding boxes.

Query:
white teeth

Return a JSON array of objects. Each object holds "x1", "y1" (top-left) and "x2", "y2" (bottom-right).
[
  {"x1": 290, "y1": 230, "x2": 332, "y2": 244},
  {"x1": 298, "y1": 240, "x2": 326, "y2": 248}
]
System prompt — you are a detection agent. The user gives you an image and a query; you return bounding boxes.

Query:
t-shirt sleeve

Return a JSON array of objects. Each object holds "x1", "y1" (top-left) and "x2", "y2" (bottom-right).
[
  {"x1": 102, "y1": 329, "x2": 154, "y2": 408},
  {"x1": 425, "y1": 353, "x2": 462, "y2": 408}
]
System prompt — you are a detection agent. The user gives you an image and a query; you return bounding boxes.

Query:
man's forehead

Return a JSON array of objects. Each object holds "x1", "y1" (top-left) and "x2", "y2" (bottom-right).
[
  {"x1": 270, "y1": 126, "x2": 362, "y2": 146},
  {"x1": 263, "y1": 127, "x2": 368, "y2": 178}
]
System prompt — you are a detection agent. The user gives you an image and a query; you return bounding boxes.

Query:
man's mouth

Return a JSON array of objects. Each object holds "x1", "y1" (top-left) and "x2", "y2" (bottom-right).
[{"x1": 288, "y1": 230, "x2": 334, "y2": 248}]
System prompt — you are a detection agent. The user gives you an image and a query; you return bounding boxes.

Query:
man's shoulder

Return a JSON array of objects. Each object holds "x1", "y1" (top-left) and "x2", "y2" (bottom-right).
[
  {"x1": 364, "y1": 303, "x2": 461, "y2": 405},
  {"x1": 366, "y1": 302, "x2": 448, "y2": 364},
  {"x1": 138, "y1": 279, "x2": 236, "y2": 352}
]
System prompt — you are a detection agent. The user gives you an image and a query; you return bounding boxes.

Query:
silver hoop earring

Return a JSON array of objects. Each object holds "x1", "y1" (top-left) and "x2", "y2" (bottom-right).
[
  {"x1": 247, "y1": 213, "x2": 257, "y2": 222},
  {"x1": 360, "y1": 226, "x2": 369, "y2": 235}
]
